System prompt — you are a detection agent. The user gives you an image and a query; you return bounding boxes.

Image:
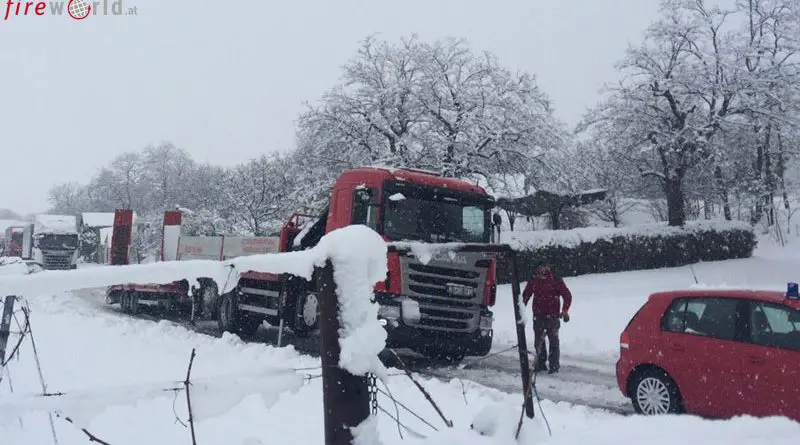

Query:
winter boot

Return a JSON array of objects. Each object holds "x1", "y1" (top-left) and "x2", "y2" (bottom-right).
[
  {"x1": 547, "y1": 343, "x2": 560, "y2": 374},
  {"x1": 534, "y1": 341, "x2": 548, "y2": 372}
]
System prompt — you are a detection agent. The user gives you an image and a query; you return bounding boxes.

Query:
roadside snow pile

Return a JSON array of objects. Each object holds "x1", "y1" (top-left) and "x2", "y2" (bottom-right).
[
  {"x1": 0, "y1": 225, "x2": 385, "y2": 299},
  {"x1": 0, "y1": 256, "x2": 30, "y2": 275},
  {"x1": 505, "y1": 219, "x2": 752, "y2": 251}
]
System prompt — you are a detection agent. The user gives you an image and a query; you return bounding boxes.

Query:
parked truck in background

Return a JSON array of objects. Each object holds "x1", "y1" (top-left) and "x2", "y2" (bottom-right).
[
  {"x1": 106, "y1": 166, "x2": 498, "y2": 361},
  {"x1": 1, "y1": 226, "x2": 24, "y2": 257},
  {"x1": 28, "y1": 214, "x2": 81, "y2": 270}
]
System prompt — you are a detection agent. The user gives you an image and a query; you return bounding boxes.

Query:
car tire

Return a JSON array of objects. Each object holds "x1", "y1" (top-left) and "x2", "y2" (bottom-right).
[{"x1": 630, "y1": 368, "x2": 683, "y2": 415}]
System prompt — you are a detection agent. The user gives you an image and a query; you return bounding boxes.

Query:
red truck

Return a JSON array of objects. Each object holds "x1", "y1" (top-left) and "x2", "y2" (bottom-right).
[
  {"x1": 106, "y1": 166, "x2": 498, "y2": 360},
  {"x1": 1, "y1": 226, "x2": 24, "y2": 257}
]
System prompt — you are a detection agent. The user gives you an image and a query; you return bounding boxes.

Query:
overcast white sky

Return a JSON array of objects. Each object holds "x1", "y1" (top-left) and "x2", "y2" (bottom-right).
[{"x1": 0, "y1": 0, "x2": 661, "y2": 216}]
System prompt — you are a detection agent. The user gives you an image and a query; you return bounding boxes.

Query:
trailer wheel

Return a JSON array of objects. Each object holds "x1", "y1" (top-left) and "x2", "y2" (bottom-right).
[
  {"x1": 120, "y1": 291, "x2": 131, "y2": 313},
  {"x1": 218, "y1": 292, "x2": 238, "y2": 333},
  {"x1": 218, "y1": 292, "x2": 262, "y2": 336},
  {"x1": 200, "y1": 281, "x2": 219, "y2": 320},
  {"x1": 129, "y1": 292, "x2": 140, "y2": 315},
  {"x1": 293, "y1": 292, "x2": 319, "y2": 337}
]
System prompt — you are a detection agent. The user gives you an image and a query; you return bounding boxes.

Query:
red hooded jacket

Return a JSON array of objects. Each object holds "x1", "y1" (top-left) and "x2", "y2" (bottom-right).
[{"x1": 521, "y1": 270, "x2": 572, "y2": 318}]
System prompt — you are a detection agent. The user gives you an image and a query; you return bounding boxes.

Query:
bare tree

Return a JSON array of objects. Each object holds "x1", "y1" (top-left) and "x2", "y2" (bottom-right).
[
  {"x1": 223, "y1": 153, "x2": 295, "y2": 235},
  {"x1": 47, "y1": 182, "x2": 88, "y2": 214},
  {"x1": 296, "y1": 35, "x2": 566, "y2": 189},
  {"x1": 580, "y1": 0, "x2": 742, "y2": 226}
]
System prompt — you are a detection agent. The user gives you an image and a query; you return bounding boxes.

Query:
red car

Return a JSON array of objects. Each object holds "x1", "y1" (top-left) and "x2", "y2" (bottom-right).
[{"x1": 616, "y1": 284, "x2": 800, "y2": 420}]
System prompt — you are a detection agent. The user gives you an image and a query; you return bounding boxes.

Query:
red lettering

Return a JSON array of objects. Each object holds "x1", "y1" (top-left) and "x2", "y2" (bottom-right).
[
  {"x1": 34, "y1": 1, "x2": 44, "y2": 14},
  {"x1": 23, "y1": 1, "x2": 32, "y2": 14}
]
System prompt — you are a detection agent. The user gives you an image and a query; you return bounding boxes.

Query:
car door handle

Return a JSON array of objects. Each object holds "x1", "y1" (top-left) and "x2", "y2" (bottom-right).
[
  {"x1": 747, "y1": 356, "x2": 764, "y2": 364},
  {"x1": 670, "y1": 343, "x2": 685, "y2": 351}
]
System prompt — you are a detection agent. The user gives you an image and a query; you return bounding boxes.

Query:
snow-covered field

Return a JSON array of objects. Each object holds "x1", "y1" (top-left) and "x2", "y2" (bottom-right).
[{"x1": 2, "y1": 233, "x2": 800, "y2": 444}]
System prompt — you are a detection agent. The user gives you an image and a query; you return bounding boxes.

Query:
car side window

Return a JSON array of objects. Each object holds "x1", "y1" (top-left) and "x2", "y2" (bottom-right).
[
  {"x1": 748, "y1": 301, "x2": 800, "y2": 352},
  {"x1": 663, "y1": 299, "x2": 689, "y2": 332},
  {"x1": 662, "y1": 297, "x2": 742, "y2": 341}
]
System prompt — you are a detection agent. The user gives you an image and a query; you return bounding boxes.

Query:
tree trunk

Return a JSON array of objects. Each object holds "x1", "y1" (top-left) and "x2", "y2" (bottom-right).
[
  {"x1": 764, "y1": 127, "x2": 775, "y2": 226},
  {"x1": 665, "y1": 177, "x2": 686, "y2": 226},
  {"x1": 714, "y1": 166, "x2": 732, "y2": 221}
]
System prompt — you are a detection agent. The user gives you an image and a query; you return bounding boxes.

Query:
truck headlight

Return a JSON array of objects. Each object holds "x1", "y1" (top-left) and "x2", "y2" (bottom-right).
[
  {"x1": 479, "y1": 313, "x2": 493, "y2": 331},
  {"x1": 378, "y1": 305, "x2": 400, "y2": 320},
  {"x1": 401, "y1": 298, "x2": 421, "y2": 324}
]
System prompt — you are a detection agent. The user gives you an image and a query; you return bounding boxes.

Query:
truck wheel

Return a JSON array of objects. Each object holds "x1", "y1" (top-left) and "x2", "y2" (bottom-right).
[
  {"x1": 293, "y1": 292, "x2": 319, "y2": 337},
  {"x1": 129, "y1": 292, "x2": 140, "y2": 315},
  {"x1": 120, "y1": 291, "x2": 131, "y2": 313},
  {"x1": 217, "y1": 292, "x2": 263, "y2": 336},
  {"x1": 217, "y1": 292, "x2": 238, "y2": 333},
  {"x1": 473, "y1": 332, "x2": 493, "y2": 357},
  {"x1": 200, "y1": 281, "x2": 219, "y2": 320}
]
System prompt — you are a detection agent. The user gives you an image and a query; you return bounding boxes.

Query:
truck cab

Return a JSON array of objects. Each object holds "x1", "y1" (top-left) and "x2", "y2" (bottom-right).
[
  {"x1": 29, "y1": 215, "x2": 81, "y2": 270},
  {"x1": 278, "y1": 167, "x2": 497, "y2": 360}
]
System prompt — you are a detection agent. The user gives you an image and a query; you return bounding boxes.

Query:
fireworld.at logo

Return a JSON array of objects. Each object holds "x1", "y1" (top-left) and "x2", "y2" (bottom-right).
[{"x1": 3, "y1": 0, "x2": 139, "y2": 21}]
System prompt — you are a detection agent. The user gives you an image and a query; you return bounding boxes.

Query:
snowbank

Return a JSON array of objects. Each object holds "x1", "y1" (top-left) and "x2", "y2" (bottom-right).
[
  {"x1": 0, "y1": 256, "x2": 29, "y2": 276},
  {"x1": 505, "y1": 219, "x2": 753, "y2": 251},
  {"x1": 4, "y1": 236, "x2": 800, "y2": 444}
]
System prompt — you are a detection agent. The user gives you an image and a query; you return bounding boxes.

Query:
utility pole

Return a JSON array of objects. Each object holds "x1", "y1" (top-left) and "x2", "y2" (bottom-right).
[{"x1": 317, "y1": 260, "x2": 370, "y2": 445}]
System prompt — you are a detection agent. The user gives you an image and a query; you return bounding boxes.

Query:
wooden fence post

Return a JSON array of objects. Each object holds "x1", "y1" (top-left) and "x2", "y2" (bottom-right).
[
  {"x1": 509, "y1": 251, "x2": 535, "y2": 418},
  {"x1": 317, "y1": 260, "x2": 370, "y2": 445}
]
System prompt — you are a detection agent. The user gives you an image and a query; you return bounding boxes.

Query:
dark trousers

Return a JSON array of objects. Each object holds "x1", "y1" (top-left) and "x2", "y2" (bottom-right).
[{"x1": 533, "y1": 316, "x2": 560, "y2": 371}]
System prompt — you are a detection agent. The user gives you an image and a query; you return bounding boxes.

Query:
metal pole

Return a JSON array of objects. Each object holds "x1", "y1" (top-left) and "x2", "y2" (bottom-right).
[
  {"x1": 0, "y1": 296, "x2": 16, "y2": 383},
  {"x1": 317, "y1": 260, "x2": 370, "y2": 445},
  {"x1": 509, "y1": 251, "x2": 535, "y2": 418}
]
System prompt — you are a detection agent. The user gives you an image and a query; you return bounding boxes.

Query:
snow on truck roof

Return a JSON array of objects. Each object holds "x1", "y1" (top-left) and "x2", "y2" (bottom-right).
[
  {"x1": 346, "y1": 166, "x2": 489, "y2": 195},
  {"x1": 34, "y1": 214, "x2": 77, "y2": 234},
  {"x1": 0, "y1": 219, "x2": 27, "y2": 234}
]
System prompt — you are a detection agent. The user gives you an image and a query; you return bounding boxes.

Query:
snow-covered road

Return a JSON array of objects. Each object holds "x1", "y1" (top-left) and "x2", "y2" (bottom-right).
[
  {"x1": 70, "y1": 286, "x2": 632, "y2": 414},
  {"x1": 5, "y1": 236, "x2": 800, "y2": 445}
]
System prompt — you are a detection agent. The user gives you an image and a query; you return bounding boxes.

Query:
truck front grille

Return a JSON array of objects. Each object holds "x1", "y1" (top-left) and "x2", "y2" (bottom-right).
[
  {"x1": 43, "y1": 254, "x2": 72, "y2": 270},
  {"x1": 400, "y1": 253, "x2": 489, "y2": 333}
]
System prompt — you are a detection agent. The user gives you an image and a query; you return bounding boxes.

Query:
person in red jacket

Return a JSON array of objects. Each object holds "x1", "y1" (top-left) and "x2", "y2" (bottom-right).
[{"x1": 521, "y1": 261, "x2": 572, "y2": 374}]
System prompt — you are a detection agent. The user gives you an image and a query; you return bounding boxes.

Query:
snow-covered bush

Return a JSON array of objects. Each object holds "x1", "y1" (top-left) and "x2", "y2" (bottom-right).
[{"x1": 496, "y1": 220, "x2": 757, "y2": 282}]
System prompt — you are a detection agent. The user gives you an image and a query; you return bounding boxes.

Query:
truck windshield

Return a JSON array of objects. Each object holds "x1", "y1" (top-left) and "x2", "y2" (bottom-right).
[
  {"x1": 38, "y1": 234, "x2": 78, "y2": 250},
  {"x1": 382, "y1": 186, "x2": 490, "y2": 243}
]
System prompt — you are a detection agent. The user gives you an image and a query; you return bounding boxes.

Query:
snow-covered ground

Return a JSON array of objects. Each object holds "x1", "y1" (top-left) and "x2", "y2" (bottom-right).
[{"x1": 2, "y1": 234, "x2": 800, "y2": 444}]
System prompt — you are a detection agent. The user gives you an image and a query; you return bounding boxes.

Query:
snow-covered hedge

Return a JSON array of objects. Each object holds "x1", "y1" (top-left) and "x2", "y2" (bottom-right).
[{"x1": 497, "y1": 220, "x2": 757, "y2": 283}]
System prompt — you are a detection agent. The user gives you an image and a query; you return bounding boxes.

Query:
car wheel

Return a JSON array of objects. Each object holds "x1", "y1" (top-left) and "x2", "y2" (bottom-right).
[{"x1": 631, "y1": 369, "x2": 682, "y2": 415}]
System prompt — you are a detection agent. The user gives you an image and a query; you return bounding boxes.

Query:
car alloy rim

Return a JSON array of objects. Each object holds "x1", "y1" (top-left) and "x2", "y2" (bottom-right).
[
  {"x1": 636, "y1": 377, "x2": 671, "y2": 415},
  {"x1": 303, "y1": 294, "x2": 318, "y2": 326}
]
